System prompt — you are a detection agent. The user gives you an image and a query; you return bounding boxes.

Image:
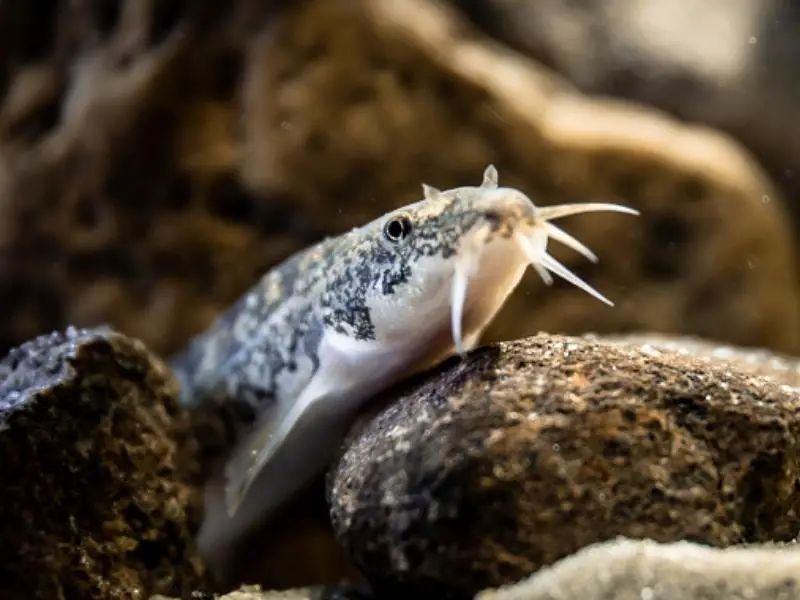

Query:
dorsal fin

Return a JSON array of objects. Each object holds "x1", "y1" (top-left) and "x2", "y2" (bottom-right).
[
  {"x1": 422, "y1": 183, "x2": 442, "y2": 201},
  {"x1": 481, "y1": 164, "x2": 499, "y2": 189}
]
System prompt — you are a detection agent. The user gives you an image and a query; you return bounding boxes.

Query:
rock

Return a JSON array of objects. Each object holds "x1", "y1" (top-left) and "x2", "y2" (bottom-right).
[
  {"x1": 151, "y1": 582, "x2": 376, "y2": 600},
  {"x1": 476, "y1": 538, "x2": 800, "y2": 600},
  {"x1": 328, "y1": 333, "x2": 800, "y2": 598},
  {"x1": 150, "y1": 583, "x2": 373, "y2": 600},
  {"x1": 0, "y1": 327, "x2": 206, "y2": 599},
  {"x1": 455, "y1": 0, "x2": 800, "y2": 236},
  {"x1": 0, "y1": 0, "x2": 796, "y2": 364},
  {"x1": 0, "y1": 1, "x2": 306, "y2": 359},
  {"x1": 602, "y1": 333, "x2": 800, "y2": 388}
]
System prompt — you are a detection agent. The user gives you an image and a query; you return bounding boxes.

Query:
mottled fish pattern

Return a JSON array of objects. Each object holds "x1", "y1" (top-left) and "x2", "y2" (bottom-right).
[{"x1": 171, "y1": 189, "x2": 485, "y2": 424}]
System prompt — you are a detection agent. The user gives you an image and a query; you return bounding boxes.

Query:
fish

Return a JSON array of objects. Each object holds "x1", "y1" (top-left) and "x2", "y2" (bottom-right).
[{"x1": 170, "y1": 165, "x2": 639, "y2": 569}]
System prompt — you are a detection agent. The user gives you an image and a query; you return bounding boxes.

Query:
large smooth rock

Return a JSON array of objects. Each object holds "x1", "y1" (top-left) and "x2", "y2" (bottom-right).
[
  {"x1": 0, "y1": 327, "x2": 205, "y2": 599},
  {"x1": 476, "y1": 538, "x2": 800, "y2": 600},
  {"x1": 328, "y1": 333, "x2": 800, "y2": 598},
  {"x1": 455, "y1": 0, "x2": 800, "y2": 234}
]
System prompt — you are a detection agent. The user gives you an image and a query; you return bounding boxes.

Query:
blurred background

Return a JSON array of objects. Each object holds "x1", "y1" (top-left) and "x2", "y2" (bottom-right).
[
  {"x1": 0, "y1": 0, "x2": 798, "y2": 588},
  {"x1": 0, "y1": 0, "x2": 797, "y2": 361}
]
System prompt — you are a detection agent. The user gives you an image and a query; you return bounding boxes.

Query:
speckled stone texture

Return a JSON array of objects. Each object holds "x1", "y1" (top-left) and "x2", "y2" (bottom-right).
[
  {"x1": 152, "y1": 582, "x2": 376, "y2": 600},
  {"x1": 0, "y1": 0, "x2": 796, "y2": 364},
  {"x1": 0, "y1": 327, "x2": 205, "y2": 599},
  {"x1": 327, "y1": 333, "x2": 800, "y2": 598},
  {"x1": 476, "y1": 538, "x2": 800, "y2": 600},
  {"x1": 602, "y1": 333, "x2": 800, "y2": 388}
]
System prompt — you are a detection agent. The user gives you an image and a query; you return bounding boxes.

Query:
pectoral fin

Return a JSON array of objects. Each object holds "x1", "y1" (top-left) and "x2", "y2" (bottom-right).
[
  {"x1": 222, "y1": 374, "x2": 337, "y2": 517},
  {"x1": 197, "y1": 378, "x2": 352, "y2": 572}
]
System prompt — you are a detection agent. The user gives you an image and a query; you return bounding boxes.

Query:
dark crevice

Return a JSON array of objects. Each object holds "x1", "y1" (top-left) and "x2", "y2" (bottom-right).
[
  {"x1": 148, "y1": 0, "x2": 186, "y2": 47},
  {"x1": 74, "y1": 196, "x2": 104, "y2": 230},
  {"x1": 206, "y1": 175, "x2": 258, "y2": 224},
  {"x1": 640, "y1": 214, "x2": 691, "y2": 280},
  {"x1": 93, "y1": 0, "x2": 122, "y2": 38},
  {"x1": 737, "y1": 453, "x2": 796, "y2": 541},
  {"x1": 18, "y1": 0, "x2": 60, "y2": 63},
  {"x1": 66, "y1": 250, "x2": 138, "y2": 280},
  {"x1": 4, "y1": 92, "x2": 64, "y2": 141}
]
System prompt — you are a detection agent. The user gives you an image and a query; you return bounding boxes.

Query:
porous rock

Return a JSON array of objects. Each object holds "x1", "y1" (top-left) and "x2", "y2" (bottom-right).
[
  {"x1": 603, "y1": 333, "x2": 800, "y2": 388},
  {"x1": 476, "y1": 538, "x2": 800, "y2": 600},
  {"x1": 328, "y1": 333, "x2": 800, "y2": 598},
  {"x1": 0, "y1": 0, "x2": 796, "y2": 366},
  {"x1": 0, "y1": 327, "x2": 205, "y2": 599},
  {"x1": 151, "y1": 582, "x2": 376, "y2": 600}
]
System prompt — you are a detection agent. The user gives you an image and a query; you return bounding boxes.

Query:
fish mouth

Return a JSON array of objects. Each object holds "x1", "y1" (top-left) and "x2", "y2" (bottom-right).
[{"x1": 448, "y1": 197, "x2": 639, "y2": 356}]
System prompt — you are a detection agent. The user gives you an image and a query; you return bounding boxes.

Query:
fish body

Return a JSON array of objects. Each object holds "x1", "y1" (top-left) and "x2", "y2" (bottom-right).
[{"x1": 170, "y1": 166, "x2": 638, "y2": 568}]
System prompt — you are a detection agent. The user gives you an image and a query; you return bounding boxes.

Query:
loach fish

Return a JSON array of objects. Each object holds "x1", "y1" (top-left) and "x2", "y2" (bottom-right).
[{"x1": 170, "y1": 165, "x2": 639, "y2": 568}]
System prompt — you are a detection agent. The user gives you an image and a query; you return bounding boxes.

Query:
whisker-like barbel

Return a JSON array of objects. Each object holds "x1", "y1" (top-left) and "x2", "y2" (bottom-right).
[
  {"x1": 515, "y1": 231, "x2": 614, "y2": 306},
  {"x1": 543, "y1": 221, "x2": 598, "y2": 263},
  {"x1": 512, "y1": 198, "x2": 640, "y2": 304},
  {"x1": 450, "y1": 227, "x2": 486, "y2": 355},
  {"x1": 536, "y1": 203, "x2": 640, "y2": 221}
]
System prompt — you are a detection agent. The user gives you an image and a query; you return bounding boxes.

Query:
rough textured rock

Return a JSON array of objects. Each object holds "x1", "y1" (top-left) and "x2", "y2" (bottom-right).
[
  {"x1": 476, "y1": 538, "x2": 800, "y2": 600},
  {"x1": 152, "y1": 582, "x2": 376, "y2": 600},
  {"x1": 0, "y1": 327, "x2": 205, "y2": 599},
  {"x1": 0, "y1": 0, "x2": 796, "y2": 363},
  {"x1": 455, "y1": 0, "x2": 800, "y2": 235},
  {"x1": 328, "y1": 333, "x2": 800, "y2": 598},
  {"x1": 603, "y1": 333, "x2": 800, "y2": 388}
]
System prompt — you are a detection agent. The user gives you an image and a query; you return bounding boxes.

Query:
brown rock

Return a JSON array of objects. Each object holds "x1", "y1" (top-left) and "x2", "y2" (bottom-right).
[
  {"x1": 454, "y1": 0, "x2": 800, "y2": 237},
  {"x1": 152, "y1": 581, "x2": 376, "y2": 600},
  {"x1": 0, "y1": 1, "x2": 306, "y2": 359},
  {"x1": 0, "y1": 327, "x2": 205, "y2": 599},
  {"x1": 0, "y1": 0, "x2": 796, "y2": 365},
  {"x1": 602, "y1": 333, "x2": 800, "y2": 388},
  {"x1": 327, "y1": 334, "x2": 800, "y2": 598}
]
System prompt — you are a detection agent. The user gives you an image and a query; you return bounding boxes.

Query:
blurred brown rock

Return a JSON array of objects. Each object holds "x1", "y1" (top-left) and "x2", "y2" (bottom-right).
[
  {"x1": 454, "y1": 0, "x2": 800, "y2": 241},
  {"x1": 328, "y1": 333, "x2": 800, "y2": 598},
  {"x1": 0, "y1": 0, "x2": 794, "y2": 362},
  {"x1": 151, "y1": 582, "x2": 376, "y2": 600},
  {"x1": 0, "y1": 327, "x2": 205, "y2": 599}
]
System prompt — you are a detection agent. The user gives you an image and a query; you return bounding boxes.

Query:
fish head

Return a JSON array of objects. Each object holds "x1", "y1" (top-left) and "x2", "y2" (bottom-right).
[{"x1": 350, "y1": 165, "x2": 639, "y2": 358}]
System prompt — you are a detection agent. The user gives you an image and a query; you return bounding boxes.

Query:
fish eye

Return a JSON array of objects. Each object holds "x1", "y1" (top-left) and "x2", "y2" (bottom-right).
[{"x1": 383, "y1": 213, "x2": 413, "y2": 243}]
